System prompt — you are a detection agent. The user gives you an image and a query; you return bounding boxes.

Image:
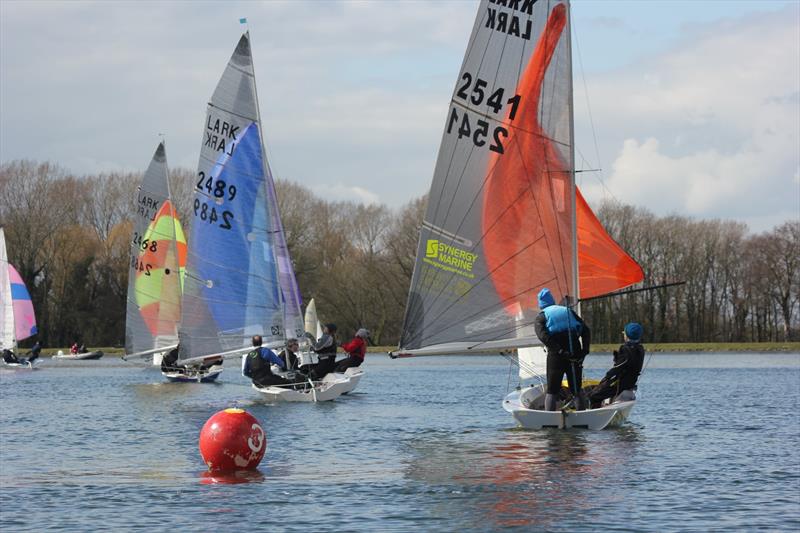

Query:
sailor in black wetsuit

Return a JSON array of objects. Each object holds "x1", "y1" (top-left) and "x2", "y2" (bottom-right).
[
  {"x1": 534, "y1": 288, "x2": 591, "y2": 411},
  {"x1": 242, "y1": 335, "x2": 293, "y2": 388},
  {"x1": 590, "y1": 322, "x2": 645, "y2": 408},
  {"x1": 310, "y1": 323, "x2": 338, "y2": 380}
]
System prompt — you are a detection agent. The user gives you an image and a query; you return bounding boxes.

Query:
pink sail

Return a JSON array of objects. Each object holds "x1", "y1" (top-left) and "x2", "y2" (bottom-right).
[{"x1": 8, "y1": 265, "x2": 37, "y2": 342}]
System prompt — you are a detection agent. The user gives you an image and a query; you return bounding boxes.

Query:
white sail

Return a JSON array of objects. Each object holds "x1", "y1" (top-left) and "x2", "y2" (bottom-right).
[{"x1": 0, "y1": 228, "x2": 15, "y2": 350}]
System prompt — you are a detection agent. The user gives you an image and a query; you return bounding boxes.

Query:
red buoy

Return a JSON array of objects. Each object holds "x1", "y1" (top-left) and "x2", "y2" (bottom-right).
[{"x1": 199, "y1": 408, "x2": 266, "y2": 472}]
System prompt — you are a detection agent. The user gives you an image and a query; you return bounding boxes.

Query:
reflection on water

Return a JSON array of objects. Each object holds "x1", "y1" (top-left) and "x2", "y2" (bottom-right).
[
  {"x1": 199, "y1": 468, "x2": 265, "y2": 485},
  {"x1": 403, "y1": 426, "x2": 643, "y2": 529}
]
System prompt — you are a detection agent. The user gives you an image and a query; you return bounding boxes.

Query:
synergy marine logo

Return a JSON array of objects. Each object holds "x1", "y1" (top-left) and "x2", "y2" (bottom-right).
[{"x1": 424, "y1": 239, "x2": 478, "y2": 279}]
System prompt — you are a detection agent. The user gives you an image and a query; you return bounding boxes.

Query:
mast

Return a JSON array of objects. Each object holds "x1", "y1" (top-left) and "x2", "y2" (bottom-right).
[{"x1": 567, "y1": 0, "x2": 579, "y2": 309}]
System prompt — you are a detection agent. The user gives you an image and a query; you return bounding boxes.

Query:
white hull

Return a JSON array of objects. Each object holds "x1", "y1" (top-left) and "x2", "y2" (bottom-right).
[
  {"x1": 2, "y1": 359, "x2": 42, "y2": 370},
  {"x1": 253, "y1": 373, "x2": 349, "y2": 402},
  {"x1": 333, "y1": 367, "x2": 364, "y2": 394},
  {"x1": 53, "y1": 351, "x2": 104, "y2": 360},
  {"x1": 503, "y1": 385, "x2": 635, "y2": 430}
]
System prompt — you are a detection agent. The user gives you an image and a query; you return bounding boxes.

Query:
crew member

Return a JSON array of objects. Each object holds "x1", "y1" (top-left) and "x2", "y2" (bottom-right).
[{"x1": 534, "y1": 288, "x2": 591, "y2": 411}]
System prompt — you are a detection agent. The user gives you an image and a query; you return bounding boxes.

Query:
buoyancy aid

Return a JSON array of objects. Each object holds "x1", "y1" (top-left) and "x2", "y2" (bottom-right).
[{"x1": 542, "y1": 305, "x2": 582, "y2": 335}]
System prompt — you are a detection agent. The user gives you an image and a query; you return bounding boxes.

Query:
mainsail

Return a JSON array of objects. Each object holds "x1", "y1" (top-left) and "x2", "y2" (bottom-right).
[
  {"x1": 396, "y1": 0, "x2": 642, "y2": 357},
  {"x1": 178, "y1": 33, "x2": 290, "y2": 364},
  {"x1": 1, "y1": 228, "x2": 38, "y2": 350},
  {"x1": 124, "y1": 142, "x2": 186, "y2": 358}
]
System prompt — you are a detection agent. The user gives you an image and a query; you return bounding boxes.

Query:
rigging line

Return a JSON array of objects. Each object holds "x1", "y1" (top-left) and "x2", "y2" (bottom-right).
[
  {"x1": 408, "y1": 270, "x2": 559, "y2": 350},
  {"x1": 577, "y1": 281, "x2": 686, "y2": 304},
  {"x1": 572, "y1": 12, "x2": 618, "y2": 203}
]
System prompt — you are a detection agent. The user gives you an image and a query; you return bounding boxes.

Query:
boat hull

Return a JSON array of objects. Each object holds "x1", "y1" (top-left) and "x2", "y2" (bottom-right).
[
  {"x1": 2, "y1": 359, "x2": 42, "y2": 370},
  {"x1": 253, "y1": 373, "x2": 349, "y2": 402},
  {"x1": 53, "y1": 351, "x2": 104, "y2": 360},
  {"x1": 503, "y1": 386, "x2": 635, "y2": 430},
  {"x1": 162, "y1": 365, "x2": 223, "y2": 383},
  {"x1": 333, "y1": 367, "x2": 364, "y2": 395}
]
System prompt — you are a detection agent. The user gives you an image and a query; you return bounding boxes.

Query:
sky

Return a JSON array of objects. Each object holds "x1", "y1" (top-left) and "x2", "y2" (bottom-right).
[{"x1": 1, "y1": 0, "x2": 798, "y2": 233}]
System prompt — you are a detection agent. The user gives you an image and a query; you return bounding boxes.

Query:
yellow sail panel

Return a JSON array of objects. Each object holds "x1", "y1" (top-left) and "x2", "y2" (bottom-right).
[{"x1": 134, "y1": 200, "x2": 186, "y2": 335}]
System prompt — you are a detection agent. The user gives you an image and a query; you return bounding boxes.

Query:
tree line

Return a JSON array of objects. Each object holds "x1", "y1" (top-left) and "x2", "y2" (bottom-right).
[{"x1": 0, "y1": 159, "x2": 797, "y2": 349}]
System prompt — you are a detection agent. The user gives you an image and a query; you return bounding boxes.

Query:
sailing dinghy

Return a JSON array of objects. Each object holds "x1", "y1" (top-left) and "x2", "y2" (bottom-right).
[
  {"x1": 121, "y1": 143, "x2": 216, "y2": 382},
  {"x1": 390, "y1": 0, "x2": 643, "y2": 429},
  {"x1": 176, "y1": 32, "x2": 347, "y2": 401},
  {"x1": 1, "y1": 227, "x2": 40, "y2": 369}
]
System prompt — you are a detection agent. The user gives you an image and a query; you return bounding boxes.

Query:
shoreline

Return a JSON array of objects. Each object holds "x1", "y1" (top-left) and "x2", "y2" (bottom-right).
[{"x1": 32, "y1": 341, "x2": 800, "y2": 357}]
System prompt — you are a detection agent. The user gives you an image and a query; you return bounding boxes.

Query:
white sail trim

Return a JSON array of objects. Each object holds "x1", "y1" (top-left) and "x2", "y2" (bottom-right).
[
  {"x1": 123, "y1": 343, "x2": 178, "y2": 362},
  {"x1": 390, "y1": 335, "x2": 543, "y2": 357}
]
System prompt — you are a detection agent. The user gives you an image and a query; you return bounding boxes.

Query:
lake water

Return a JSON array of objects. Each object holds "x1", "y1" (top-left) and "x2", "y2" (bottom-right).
[{"x1": 1, "y1": 352, "x2": 799, "y2": 532}]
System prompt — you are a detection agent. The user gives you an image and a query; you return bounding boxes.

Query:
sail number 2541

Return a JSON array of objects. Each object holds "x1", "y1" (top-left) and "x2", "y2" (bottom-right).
[{"x1": 448, "y1": 72, "x2": 522, "y2": 155}]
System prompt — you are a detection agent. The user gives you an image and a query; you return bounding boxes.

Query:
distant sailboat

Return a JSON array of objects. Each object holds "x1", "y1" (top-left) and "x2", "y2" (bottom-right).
[
  {"x1": 1, "y1": 227, "x2": 40, "y2": 369},
  {"x1": 390, "y1": 0, "x2": 643, "y2": 429},
  {"x1": 121, "y1": 143, "x2": 211, "y2": 381},
  {"x1": 176, "y1": 32, "x2": 348, "y2": 401}
]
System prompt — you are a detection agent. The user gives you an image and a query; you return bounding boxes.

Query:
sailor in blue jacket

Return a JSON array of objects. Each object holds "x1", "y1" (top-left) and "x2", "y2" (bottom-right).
[
  {"x1": 242, "y1": 334, "x2": 292, "y2": 388},
  {"x1": 534, "y1": 288, "x2": 591, "y2": 411}
]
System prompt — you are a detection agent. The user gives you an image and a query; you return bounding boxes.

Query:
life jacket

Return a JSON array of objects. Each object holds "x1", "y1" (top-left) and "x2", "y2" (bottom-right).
[
  {"x1": 315, "y1": 335, "x2": 338, "y2": 359},
  {"x1": 244, "y1": 348, "x2": 273, "y2": 379},
  {"x1": 542, "y1": 305, "x2": 582, "y2": 335}
]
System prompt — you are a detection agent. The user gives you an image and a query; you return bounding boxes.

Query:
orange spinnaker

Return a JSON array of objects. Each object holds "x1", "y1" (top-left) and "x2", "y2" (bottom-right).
[
  {"x1": 483, "y1": 4, "x2": 643, "y2": 313},
  {"x1": 483, "y1": 4, "x2": 573, "y2": 311},
  {"x1": 576, "y1": 187, "x2": 644, "y2": 299}
]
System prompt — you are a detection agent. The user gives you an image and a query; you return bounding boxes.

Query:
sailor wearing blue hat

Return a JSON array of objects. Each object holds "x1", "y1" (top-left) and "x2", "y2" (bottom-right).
[{"x1": 590, "y1": 322, "x2": 646, "y2": 408}]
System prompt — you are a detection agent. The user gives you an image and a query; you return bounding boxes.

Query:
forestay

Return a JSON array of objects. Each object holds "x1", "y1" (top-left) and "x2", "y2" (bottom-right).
[
  {"x1": 124, "y1": 142, "x2": 186, "y2": 358},
  {"x1": 178, "y1": 33, "x2": 287, "y2": 365}
]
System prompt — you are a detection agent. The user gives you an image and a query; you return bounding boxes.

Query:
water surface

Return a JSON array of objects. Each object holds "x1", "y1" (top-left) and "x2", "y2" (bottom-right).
[{"x1": 1, "y1": 352, "x2": 798, "y2": 531}]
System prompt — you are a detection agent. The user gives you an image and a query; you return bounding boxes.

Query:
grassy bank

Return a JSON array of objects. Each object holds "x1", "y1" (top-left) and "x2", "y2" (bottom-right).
[{"x1": 39, "y1": 342, "x2": 800, "y2": 357}]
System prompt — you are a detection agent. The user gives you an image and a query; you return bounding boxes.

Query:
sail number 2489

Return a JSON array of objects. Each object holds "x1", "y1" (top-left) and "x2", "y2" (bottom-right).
[{"x1": 194, "y1": 171, "x2": 234, "y2": 230}]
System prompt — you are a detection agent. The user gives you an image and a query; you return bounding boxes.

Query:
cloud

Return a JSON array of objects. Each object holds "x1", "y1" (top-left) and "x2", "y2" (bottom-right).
[
  {"x1": 578, "y1": 4, "x2": 800, "y2": 231},
  {"x1": 313, "y1": 183, "x2": 381, "y2": 205}
]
